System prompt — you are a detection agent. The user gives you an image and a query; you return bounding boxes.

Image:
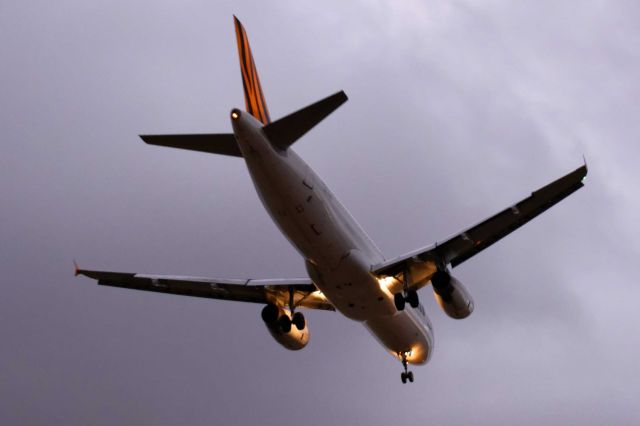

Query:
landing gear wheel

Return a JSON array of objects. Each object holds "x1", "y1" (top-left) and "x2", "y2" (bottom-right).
[
  {"x1": 278, "y1": 315, "x2": 292, "y2": 333},
  {"x1": 399, "y1": 351, "x2": 414, "y2": 384},
  {"x1": 406, "y1": 289, "x2": 419, "y2": 308},
  {"x1": 394, "y1": 293, "x2": 406, "y2": 311},
  {"x1": 292, "y1": 312, "x2": 306, "y2": 330}
]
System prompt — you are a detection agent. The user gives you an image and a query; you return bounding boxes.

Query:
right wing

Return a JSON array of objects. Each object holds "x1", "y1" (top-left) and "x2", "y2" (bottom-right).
[
  {"x1": 373, "y1": 164, "x2": 587, "y2": 288},
  {"x1": 75, "y1": 266, "x2": 334, "y2": 311},
  {"x1": 140, "y1": 134, "x2": 243, "y2": 157}
]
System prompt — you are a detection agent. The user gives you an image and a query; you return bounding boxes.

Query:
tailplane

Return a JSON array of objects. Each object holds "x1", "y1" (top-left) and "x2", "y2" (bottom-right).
[
  {"x1": 234, "y1": 16, "x2": 271, "y2": 125},
  {"x1": 263, "y1": 91, "x2": 348, "y2": 150}
]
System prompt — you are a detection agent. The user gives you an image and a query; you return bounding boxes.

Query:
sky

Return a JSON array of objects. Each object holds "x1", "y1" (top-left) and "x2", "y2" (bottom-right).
[{"x1": 2, "y1": 0, "x2": 639, "y2": 424}]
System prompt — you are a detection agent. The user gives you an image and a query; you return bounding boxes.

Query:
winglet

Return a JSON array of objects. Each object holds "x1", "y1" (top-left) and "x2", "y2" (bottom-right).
[{"x1": 581, "y1": 155, "x2": 588, "y2": 182}]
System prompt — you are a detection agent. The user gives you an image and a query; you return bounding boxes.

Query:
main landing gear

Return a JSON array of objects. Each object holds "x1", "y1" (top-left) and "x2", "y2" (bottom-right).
[
  {"x1": 261, "y1": 304, "x2": 306, "y2": 333},
  {"x1": 400, "y1": 352, "x2": 414, "y2": 384},
  {"x1": 266, "y1": 285, "x2": 306, "y2": 333},
  {"x1": 394, "y1": 290, "x2": 419, "y2": 311},
  {"x1": 394, "y1": 266, "x2": 420, "y2": 312},
  {"x1": 277, "y1": 311, "x2": 306, "y2": 333}
]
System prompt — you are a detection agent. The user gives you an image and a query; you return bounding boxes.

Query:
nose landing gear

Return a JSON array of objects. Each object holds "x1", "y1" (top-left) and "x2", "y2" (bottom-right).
[{"x1": 399, "y1": 352, "x2": 414, "y2": 384}]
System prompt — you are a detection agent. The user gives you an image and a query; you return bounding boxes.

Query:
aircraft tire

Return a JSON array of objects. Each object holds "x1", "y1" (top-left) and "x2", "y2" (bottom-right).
[
  {"x1": 278, "y1": 315, "x2": 292, "y2": 333},
  {"x1": 394, "y1": 293, "x2": 406, "y2": 311},
  {"x1": 292, "y1": 312, "x2": 306, "y2": 330},
  {"x1": 407, "y1": 290, "x2": 419, "y2": 308}
]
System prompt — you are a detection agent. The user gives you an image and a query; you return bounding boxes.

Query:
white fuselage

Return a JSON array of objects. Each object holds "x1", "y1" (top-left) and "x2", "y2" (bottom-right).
[{"x1": 232, "y1": 111, "x2": 433, "y2": 365}]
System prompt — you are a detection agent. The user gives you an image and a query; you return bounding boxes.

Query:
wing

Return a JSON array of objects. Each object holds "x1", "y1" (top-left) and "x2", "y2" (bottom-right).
[
  {"x1": 75, "y1": 266, "x2": 334, "y2": 311},
  {"x1": 373, "y1": 164, "x2": 587, "y2": 285}
]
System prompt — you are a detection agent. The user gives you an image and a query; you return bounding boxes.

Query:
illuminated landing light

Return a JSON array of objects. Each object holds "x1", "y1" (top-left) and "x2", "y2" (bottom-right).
[
  {"x1": 377, "y1": 276, "x2": 395, "y2": 289},
  {"x1": 231, "y1": 109, "x2": 241, "y2": 119},
  {"x1": 378, "y1": 277, "x2": 396, "y2": 294},
  {"x1": 395, "y1": 349, "x2": 414, "y2": 360},
  {"x1": 312, "y1": 290, "x2": 326, "y2": 300}
]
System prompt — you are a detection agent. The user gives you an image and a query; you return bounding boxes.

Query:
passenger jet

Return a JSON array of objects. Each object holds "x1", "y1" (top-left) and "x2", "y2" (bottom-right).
[{"x1": 76, "y1": 17, "x2": 587, "y2": 383}]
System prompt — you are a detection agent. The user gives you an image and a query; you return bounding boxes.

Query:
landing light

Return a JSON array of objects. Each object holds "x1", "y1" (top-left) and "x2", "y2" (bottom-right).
[
  {"x1": 231, "y1": 110, "x2": 240, "y2": 119},
  {"x1": 377, "y1": 276, "x2": 395, "y2": 289}
]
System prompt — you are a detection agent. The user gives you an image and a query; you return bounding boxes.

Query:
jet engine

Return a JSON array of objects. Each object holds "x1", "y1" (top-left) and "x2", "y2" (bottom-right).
[
  {"x1": 430, "y1": 271, "x2": 474, "y2": 319},
  {"x1": 260, "y1": 304, "x2": 309, "y2": 350}
]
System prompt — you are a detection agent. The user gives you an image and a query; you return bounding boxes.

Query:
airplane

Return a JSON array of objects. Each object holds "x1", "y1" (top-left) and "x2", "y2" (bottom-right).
[{"x1": 75, "y1": 16, "x2": 587, "y2": 384}]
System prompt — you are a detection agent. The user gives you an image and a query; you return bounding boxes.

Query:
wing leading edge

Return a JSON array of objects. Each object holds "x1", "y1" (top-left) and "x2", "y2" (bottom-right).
[
  {"x1": 75, "y1": 267, "x2": 334, "y2": 311},
  {"x1": 374, "y1": 164, "x2": 587, "y2": 280}
]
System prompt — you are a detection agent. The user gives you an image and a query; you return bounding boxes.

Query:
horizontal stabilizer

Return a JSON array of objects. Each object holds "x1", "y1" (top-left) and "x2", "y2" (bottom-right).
[
  {"x1": 263, "y1": 91, "x2": 348, "y2": 150},
  {"x1": 140, "y1": 134, "x2": 242, "y2": 157}
]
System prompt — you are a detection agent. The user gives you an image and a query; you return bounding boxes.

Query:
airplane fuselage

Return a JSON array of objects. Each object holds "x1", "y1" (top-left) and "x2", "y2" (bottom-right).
[{"x1": 231, "y1": 109, "x2": 433, "y2": 364}]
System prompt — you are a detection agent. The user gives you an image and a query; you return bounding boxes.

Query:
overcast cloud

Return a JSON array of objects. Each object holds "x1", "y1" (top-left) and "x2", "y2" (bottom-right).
[{"x1": 1, "y1": 1, "x2": 639, "y2": 425}]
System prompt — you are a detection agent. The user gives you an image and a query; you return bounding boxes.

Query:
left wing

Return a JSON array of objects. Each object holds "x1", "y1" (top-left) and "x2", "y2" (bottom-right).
[{"x1": 75, "y1": 266, "x2": 334, "y2": 311}]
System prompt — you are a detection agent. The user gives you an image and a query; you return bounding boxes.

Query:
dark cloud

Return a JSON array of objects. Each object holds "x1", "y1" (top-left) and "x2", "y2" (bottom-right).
[{"x1": 2, "y1": 0, "x2": 639, "y2": 424}]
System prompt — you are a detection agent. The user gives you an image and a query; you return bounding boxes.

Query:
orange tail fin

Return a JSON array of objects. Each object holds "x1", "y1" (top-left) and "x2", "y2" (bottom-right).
[{"x1": 233, "y1": 16, "x2": 271, "y2": 125}]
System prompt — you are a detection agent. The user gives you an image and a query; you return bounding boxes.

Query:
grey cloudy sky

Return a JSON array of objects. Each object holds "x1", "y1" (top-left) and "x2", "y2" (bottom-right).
[{"x1": 2, "y1": 0, "x2": 639, "y2": 424}]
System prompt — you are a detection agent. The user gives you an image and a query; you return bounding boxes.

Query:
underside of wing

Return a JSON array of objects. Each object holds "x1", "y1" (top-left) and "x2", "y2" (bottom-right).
[
  {"x1": 75, "y1": 267, "x2": 334, "y2": 311},
  {"x1": 373, "y1": 164, "x2": 587, "y2": 288}
]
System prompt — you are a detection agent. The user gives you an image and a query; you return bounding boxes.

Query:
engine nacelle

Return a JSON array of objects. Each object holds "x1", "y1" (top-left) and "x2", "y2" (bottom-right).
[
  {"x1": 430, "y1": 271, "x2": 474, "y2": 319},
  {"x1": 261, "y1": 304, "x2": 309, "y2": 350}
]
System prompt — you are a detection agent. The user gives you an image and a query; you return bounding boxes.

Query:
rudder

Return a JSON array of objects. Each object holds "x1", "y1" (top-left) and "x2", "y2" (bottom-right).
[{"x1": 234, "y1": 16, "x2": 271, "y2": 125}]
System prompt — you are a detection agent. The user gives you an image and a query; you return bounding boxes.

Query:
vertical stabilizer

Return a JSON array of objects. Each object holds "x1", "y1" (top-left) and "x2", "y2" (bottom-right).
[{"x1": 233, "y1": 16, "x2": 271, "y2": 125}]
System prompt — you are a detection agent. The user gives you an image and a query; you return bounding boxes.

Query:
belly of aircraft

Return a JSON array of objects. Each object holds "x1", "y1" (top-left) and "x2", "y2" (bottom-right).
[{"x1": 239, "y1": 136, "x2": 432, "y2": 362}]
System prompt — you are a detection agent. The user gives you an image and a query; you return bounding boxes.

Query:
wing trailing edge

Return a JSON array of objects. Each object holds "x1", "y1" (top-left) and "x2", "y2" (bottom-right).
[
  {"x1": 373, "y1": 164, "x2": 588, "y2": 280},
  {"x1": 75, "y1": 267, "x2": 335, "y2": 311}
]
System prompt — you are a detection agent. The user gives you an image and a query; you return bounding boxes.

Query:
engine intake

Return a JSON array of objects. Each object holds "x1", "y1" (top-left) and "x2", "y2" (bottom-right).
[{"x1": 431, "y1": 271, "x2": 474, "y2": 319}]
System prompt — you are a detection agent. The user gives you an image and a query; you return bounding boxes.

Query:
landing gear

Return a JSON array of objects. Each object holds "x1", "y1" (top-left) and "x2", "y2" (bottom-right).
[
  {"x1": 292, "y1": 311, "x2": 306, "y2": 330},
  {"x1": 278, "y1": 315, "x2": 292, "y2": 333},
  {"x1": 266, "y1": 286, "x2": 305, "y2": 333},
  {"x1": 393, "y1": 289, "x2": 420, "y2": 311},
  {"x1": 262, "y1": 302, "x2": 305, "y2": 333},
  {"x1": 394, "y1": 266, "x2": 420, "y2": 312},
  {"x1": 394, "y1": 290, "x2": 419, "y2": 311},
  {"x1": 399, "y1": 352, "x2": 414, "y2": 384},
  {"x1": 394, "y1": 293, "x2": 406, "y2": 311},
  {"x1": 406, "y1": 289, "x2": 419, "y2": 308}
]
